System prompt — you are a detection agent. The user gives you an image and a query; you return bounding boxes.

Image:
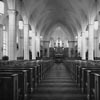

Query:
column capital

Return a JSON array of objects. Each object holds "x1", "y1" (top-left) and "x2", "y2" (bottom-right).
[
  {"x1": 24, "y1": 24, "x2": 29, "y2": 26},
  {"x1": 82, "y1": 31, "x2": 88, "y2": 38},
  {"x1": 88, "y1": 23, "x2": 94, "y2": 26},
  {"x1": 88, "y1": 23, "x2": 94, "y2": 60},
  {"x1": 8, "y1": 9, "x2": 17, "y2": 60},
  {"x1": 8, "y1": 9, "x2": 17, "y2": 15},
  {"x1": 81, "y1": 32, "x2": 85, "y2": 35}
]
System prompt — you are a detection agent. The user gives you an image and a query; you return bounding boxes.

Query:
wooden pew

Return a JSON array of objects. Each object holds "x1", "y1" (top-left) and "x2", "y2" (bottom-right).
[
  {"x1": 0, "y1": 69, "x2": 28, "y2": 100},
  {"x1": 16, "y1": 67, "x2": 34, "y2": 94},
  {"x1": 0, "y1": 73, "x2": 18, "y2": 100},
  {"x1": 0, "y1": 61, "x2": 36, "y2": 93},
  {"x1": 0, "y1": 59, "x2": 53, "y2": 100},
  {"x1": 71, "y1": 61, "x2": 100, "y2": 100},
  {"x1": 63, "y1": 60, "x2": 82, "y2": 82},
  {"x1": 81, "y1": 68, "x2": 100, "y2": 93},
  {"x1": 94, "y1": 73, "x2": 100, "y2": 100},
  {"x1": 76, "y1": 61, "x2": 96, "y2": 87},
  {"x1": 86, "y1": 70, "x2": 100, "y2": 100},
  {"x1": 84, "y1": 71, "x2": 100, "y2": 100},
  {"x1": 11, "y1": 67, "x2": 35, "y2": 94},
  {"x1": 63, "y1": 60, "x2": 100, "y2": 100},
  {"x1": 0, "y1": 60, "x2": 43, "y2": 93}
]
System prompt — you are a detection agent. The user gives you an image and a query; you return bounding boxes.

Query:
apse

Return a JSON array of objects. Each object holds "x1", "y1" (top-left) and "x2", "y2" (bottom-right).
[{"x1": 44, "y1": 26, "x2": 74, "y2": 48}]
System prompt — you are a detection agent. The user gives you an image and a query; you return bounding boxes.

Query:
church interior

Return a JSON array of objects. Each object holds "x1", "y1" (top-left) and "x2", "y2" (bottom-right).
[{"x1": 0, "y1": 0, "x2": 100, "y2": 100}]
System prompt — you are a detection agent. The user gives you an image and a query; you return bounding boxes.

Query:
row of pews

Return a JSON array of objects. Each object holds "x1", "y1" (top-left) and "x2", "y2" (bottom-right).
[
  {"x1": 0, "y1": 59, "x2": 53, "y2": 100},
  {"x1": 63, "y1": 60, "x2": 100, "y2": 100}
]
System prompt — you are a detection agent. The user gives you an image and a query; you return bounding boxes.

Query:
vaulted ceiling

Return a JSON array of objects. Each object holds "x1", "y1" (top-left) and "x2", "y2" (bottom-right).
[{"x1": 20, "y1": 0, "x2": 100, "y2": 36}]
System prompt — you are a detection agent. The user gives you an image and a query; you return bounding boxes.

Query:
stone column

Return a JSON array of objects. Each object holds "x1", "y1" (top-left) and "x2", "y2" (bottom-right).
[
  {"x1": 38, "y1": 36, "x2": 40, "y2": 57},
  {"x1": 47, "y1": 44, "x2": 50, "y2": 57},
  {"x1": 32, "y1": 31, "x2": 36, "y2": 59},
  {"x1": 82, "y1": 32, "x2": 86, "y2": 60},
  {"x1": 0, "y1": 25, "x2": 3, "y2": 59},
  {"x1": 3, "y1": 26, "x2": 8, "y2": 56},
  {"x1": 77, "y1": 34, "x2": 82, "y2": 57},
  {"x1": 68, "y1": 47, "x2": 71, "y2": 58},
  {"x1": 94, "y1": 30, "x2": 97, "y2": 58},
  {"x1": 18, "y1": 30, "x2": 24, "y2": 58},
  {"x1": 36, "y1": 35, "x2": 40, "y2": 57},
  {"x1": 24, "y1": 24, "x2": 29, "y2": 60},
  {"x1": 8, "y1": 10, "x2": 16, "y2": 60},
  {"x1": 96, "y1": 27, "x2": 100, "y2": 58},
  {"x1": 88, "y1": 24, "x2": 94, "y2": 60}
]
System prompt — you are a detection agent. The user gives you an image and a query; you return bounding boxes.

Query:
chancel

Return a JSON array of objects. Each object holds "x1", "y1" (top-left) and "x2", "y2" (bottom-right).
[{"x1": 0, "y1": 0, "x2": 100, "y2": 100}]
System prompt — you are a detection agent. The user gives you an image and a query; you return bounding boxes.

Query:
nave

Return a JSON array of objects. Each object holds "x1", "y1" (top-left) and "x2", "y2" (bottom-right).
[
  {"x1": 1, "y1": 59, "x2": 100, "y2": 100},
  {"x1": 31, "y1": 63, "x2": 87, "y2": 100},
  {"x1": 1, "y1": 0, "x2": 100, "y2": 100}
]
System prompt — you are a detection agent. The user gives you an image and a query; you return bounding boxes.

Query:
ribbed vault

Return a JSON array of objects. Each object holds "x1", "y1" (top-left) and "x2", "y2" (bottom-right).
[{"x1": 21, "y1": 0, "x2": 100, "y2": 37}]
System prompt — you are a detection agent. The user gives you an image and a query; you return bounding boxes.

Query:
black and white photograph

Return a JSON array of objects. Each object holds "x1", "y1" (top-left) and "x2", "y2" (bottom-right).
[{"x1": 0, "y1": 0, "x2": 100, "y2": 100}]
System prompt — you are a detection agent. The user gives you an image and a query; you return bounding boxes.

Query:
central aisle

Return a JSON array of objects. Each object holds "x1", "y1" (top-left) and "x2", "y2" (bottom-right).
[{"x1": 31, "y1": 63, "x2": 87, "y2": 100}]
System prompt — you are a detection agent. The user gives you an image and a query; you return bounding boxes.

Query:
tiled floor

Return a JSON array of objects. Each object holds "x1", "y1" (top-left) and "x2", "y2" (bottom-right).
[{"x1": 31, "y1": 63, "x2": 87, "y2": 100}]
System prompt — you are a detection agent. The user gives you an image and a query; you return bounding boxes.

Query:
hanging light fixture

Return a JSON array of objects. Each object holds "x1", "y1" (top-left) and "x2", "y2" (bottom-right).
[
  {"x1": 0, "y1": 0, "x2": 4, "y2": 15},
  {"x1": 29, "y1": 25, "x2": 32, "y2": 37},
  {"x1": 40, "y1": 36, "x2": 43, "y2": 40},
  {"x1": 29, "y1": 30, "x2": 32, "y2": 37},
  {"x1": 85, "y1": 31, "x2": 88, "y2": 38},
  {"x1": 19, "y1": 19, "x2": 23, "y2": 30},
  {"x1": 94, "y1": 20, "x2": 98, "y2": 30},
  {"x1": 94, "y1": 0, "x2": 98, "y2": 30},
  {"x1": 49, "y1": 41, "x2": 52, "y2": 48},
  {"x1": 3, "y1": 25, "x2": 5, "y2": 30}
]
